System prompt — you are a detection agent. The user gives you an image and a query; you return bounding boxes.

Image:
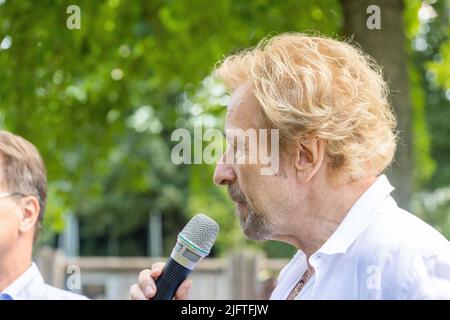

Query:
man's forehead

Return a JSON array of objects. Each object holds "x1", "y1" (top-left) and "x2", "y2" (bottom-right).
[
  {"x1": 226, "y1": 83, "x2": 264, "y2": 130},
  {"x1": 228, "y1": 82, "x2": 254, "y2": 108}
]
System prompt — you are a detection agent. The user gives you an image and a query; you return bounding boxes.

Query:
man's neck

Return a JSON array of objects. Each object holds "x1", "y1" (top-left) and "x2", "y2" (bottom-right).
[
  {"x1": 280, "y1": 175, "x2": 377, "y2": 259},
  {"x1": 0, "y1": 242, "x2": 32, "y2": 292}
]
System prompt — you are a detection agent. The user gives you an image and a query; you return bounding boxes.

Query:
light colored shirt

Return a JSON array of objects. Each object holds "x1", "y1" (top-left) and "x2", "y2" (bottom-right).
[
  {"x1": 270, "y1": 175, "x2": 450, "y2": 300},
  {"x1": 2, "y1": 262, "x2": 88, "y2": 300}
]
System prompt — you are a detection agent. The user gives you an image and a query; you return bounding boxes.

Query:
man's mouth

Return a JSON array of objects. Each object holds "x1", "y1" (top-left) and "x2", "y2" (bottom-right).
[
  {"x1": 237, "y1": 202, "x2": 247, "y2": 211},
  {"x1": 230, "y1": 196, "x2": 245, "y2": 204},
  {"x1": 227, "y1": 184, "x2": 247, "y2": 205},
  {"x1": 231, "y1": 197, "x2": 246, "y2": 206}
]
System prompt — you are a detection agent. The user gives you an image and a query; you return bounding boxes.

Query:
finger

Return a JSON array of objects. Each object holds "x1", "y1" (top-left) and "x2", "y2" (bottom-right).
[
  {"x1": 130, "y1": 284, "x2": 148, "y2": 300},
  {"x1": 138, "y1": 269, "x2": 156, "y2": 298},
  {"x1": 150, "y1": 262, "x2": 166, "y2": 278},
  {"x1": 174, "y1": 279, "x2": 193, "y2": 300}
]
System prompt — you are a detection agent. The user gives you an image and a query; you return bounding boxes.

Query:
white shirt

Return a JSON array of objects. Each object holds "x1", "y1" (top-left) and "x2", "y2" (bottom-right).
[
  {"x1": 2, "y1": 262, "x2": 88, "y2": 300},
  {"x1": 270, "y1": 175, "x2": 450, "y2": 300}
]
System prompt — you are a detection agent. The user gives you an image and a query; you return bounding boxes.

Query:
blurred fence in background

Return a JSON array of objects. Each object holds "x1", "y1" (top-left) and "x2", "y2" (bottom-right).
[{"x1": 35, "y1": 246, "x2": 289, "y2": 300}]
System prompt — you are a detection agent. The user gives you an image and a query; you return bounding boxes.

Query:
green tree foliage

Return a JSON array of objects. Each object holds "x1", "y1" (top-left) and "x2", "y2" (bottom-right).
[
  {"x1": 0, "y1": 0, "x2": 447, "y2": 256},
  {"x1": 405, "y1": 0, "x2": 450, "y2": 239},
  {"x1": 0, "y1": 0, "x2": 342, "y2": 256}
]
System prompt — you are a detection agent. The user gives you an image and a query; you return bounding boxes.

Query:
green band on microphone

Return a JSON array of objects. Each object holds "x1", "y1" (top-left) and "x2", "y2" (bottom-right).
[{"x1": 178, "y1": 233, "x2": 209, "y2": 255}]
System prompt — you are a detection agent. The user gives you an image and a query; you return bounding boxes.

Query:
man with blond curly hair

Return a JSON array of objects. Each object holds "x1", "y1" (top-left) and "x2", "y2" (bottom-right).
[{"x1": 131, "y1": 33, "x2": 450, "y2": 300}]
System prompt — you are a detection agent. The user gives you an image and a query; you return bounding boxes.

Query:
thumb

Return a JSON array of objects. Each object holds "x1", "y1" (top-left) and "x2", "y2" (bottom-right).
[{"x1": 174, "y1": 279, "x2": 193, "y2": 300}]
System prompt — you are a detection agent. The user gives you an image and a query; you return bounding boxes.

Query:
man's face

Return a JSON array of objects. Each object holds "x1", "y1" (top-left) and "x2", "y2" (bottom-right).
[{"x1": 213, "y1": 83, "x2": 297, "y2": 240}]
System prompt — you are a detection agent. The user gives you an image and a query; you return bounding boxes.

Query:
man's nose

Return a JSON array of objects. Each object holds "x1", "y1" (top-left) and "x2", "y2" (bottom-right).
[{"x1": 213, "y1": 157, "x2": 237, "y2": 186}]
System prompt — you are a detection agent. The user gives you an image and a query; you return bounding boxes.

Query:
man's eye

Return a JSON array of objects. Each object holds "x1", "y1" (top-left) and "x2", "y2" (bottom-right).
[
  {"x1": 233, "y1": 143, "x2": 239, "y2": 154},
  {"x1": 226, "y1": 140, "x2": 239, "y2": 157},
  {"x1": 227, "y1": 142, "x2": 237, "y2": 156}
]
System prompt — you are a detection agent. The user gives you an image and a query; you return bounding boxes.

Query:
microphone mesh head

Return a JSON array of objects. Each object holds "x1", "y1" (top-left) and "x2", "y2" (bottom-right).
[{"x1": 179, "y1": 214, "x2": 219, "y2": 254}]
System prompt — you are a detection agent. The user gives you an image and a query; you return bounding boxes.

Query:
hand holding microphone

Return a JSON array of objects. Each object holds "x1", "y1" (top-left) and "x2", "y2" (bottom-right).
[
  {"x1": 130, "y1": 262, "x2": 191, "y2": 300},
  {"x1": 130, "y1": 214, "x2": 219, "y2": 300}
]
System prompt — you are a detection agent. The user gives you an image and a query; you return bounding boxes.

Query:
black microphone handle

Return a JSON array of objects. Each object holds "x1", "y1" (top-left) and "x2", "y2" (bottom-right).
[{"x1": 151, "y1": 257, "x2": 193, "y2": 300}]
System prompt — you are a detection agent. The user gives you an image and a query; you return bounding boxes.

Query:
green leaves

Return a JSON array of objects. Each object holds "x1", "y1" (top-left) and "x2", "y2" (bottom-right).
[{"x1": 4, "y1": 0, "x2": 448, "y2": 256}]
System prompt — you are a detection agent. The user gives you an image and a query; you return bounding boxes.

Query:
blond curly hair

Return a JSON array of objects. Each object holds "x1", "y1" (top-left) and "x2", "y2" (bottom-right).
[{"x1": 215, "y1": 33, "x2": 397, "y2": 180}]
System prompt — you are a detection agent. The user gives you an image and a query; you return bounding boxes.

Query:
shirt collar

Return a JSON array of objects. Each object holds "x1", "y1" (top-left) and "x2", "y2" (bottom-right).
[
  {"x1": 3, "y1": 262, "x2": 46, "y2": 300},
  {"x1": 316, "y1": 174, "x2": 395, "y2": 256}
]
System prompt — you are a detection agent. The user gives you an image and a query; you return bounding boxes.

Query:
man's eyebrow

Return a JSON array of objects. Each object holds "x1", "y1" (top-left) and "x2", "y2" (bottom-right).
[{"x1": 223, "y1": 128, "x2": 235, "y2": 138}]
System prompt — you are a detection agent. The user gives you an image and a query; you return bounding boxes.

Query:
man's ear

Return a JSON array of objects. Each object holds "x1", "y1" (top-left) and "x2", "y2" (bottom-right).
[
  {"x1": 294, "y1": 136, "x2": 325, "y2": 182},
  {"x1": 18, "y1": 196, "x2": 40, "y2": 234}
]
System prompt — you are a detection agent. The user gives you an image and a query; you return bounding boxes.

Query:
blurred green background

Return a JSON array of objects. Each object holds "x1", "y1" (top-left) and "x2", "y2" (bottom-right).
[{"x1": 0, "y1": 0, "x2": 449, "y2": 258}]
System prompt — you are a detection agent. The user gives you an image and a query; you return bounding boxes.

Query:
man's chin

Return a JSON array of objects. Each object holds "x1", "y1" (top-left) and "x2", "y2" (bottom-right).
[
  {"x1": 236, "y1": 207, "x2": 271, "y2": 241},
  {"x1": 242, "y1": 225, "x2": 269, "y2": 241}
]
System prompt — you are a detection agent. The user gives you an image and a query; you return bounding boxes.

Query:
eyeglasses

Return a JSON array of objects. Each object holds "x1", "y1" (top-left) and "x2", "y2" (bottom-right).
[
  {"x1": 0, "y1": 192, "x2": 39, "y2": 225},
  {"x1": 0, "y1": 192, "x2": 28, "y2": 199}
]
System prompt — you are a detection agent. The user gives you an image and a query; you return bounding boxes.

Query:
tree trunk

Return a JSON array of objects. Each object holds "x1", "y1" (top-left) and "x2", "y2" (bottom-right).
[{"x1": 341, "y1": 0, "x2": 412, "y2": 210}]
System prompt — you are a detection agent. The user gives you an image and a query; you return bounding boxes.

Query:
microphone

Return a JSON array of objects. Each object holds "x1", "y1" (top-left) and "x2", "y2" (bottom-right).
[{"x1": 151, "y1": 213, "x2": 219, "y2": 300}]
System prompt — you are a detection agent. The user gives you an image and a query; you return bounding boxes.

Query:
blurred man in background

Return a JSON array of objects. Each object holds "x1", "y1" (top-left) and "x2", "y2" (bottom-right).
[
  {"x1": 0, "y1": 130, "x2": 86, "y2": 300},
  {"x1": 131, "y1": 33, "x2": 450, "y2": 300}
]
